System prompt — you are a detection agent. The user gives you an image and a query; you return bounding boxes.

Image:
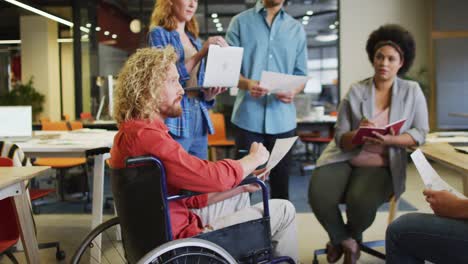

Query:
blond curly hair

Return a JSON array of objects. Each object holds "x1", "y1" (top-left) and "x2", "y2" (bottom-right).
[
  {"x1": 113, "y1": 47, "x2": 177, "y2": 124},
  {"x1": 149, "y1": 0, "x2": 199, "y2": 38}
]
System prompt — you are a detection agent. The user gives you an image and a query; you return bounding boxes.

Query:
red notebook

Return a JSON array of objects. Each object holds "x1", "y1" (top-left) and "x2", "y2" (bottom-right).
[{"x1": 352, "y1": 118, "x2": 406, "y2": 145}]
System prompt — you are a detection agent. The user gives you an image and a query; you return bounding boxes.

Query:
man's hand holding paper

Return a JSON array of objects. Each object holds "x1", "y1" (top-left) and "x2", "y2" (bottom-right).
[
  {"x1": 259, "y1": 71, "x2": 309, "y2": 95},
  {"x1": 256, "y1": 136, "x2": 298, "y2": 179}
]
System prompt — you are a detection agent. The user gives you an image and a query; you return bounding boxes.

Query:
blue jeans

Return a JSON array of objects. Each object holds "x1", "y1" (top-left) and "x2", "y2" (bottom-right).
[
  {"x1": 171, "y1": 98, "x2": 208, "y2": 159},
  {"x1": 386, "y1": 213, "x2": 468, "y2": 264}
]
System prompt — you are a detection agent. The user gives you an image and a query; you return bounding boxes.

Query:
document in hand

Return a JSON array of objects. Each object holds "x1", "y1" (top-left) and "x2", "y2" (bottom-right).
[
  {"x1": 259, "y1": 71, "x2": 309, "y2": 93},
  {"x1": 186, "y1": 45, "x2": 243, "y2": 90},
  {"x1": 257, "y1": 136, "x2": 298, "y2": 178},
  {"x1": 410, "y1": 149, "x2": 465, "y2": 198},
  {"x1": 351, "y1": 118, "x2": 406, "y2": 145}
]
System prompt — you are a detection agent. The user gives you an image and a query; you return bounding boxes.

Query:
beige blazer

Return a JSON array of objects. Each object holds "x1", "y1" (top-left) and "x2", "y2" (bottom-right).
[{"x1": 317, "y1": 77, "x2": 429, "y2": 198}]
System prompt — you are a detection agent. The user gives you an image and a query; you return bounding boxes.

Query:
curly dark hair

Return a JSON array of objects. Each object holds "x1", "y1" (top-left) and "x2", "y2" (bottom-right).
[{"x1": 366, "y1": 24, "x2": 416, "y2": 76}]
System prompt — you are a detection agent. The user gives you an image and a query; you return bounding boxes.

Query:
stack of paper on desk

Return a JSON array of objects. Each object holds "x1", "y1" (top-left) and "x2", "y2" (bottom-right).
[
  {"x1": 259, "y1": 71, "x2": 309, "y2": 93},
  {"x1": 410, "y1": 149, "x2": 466, "y2": 198},
  {"x1": 257, "y1": 136, "x2": 298, "y2": 178}
]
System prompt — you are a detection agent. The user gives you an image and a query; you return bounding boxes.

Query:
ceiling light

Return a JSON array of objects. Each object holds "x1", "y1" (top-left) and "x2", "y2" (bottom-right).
[
  {"x1": 315, "y1": 34, "x2": 338, "y2": 42},
  {"x1": 306, "y1": 10, "x2": 313, "y2": 16},
  {"x1": 0, "y1": 40, "x2": 21, "y2": 44},
  {"x1": 112, "y1": 34, "x2": 117, "y2": 39},
  {"x1": 302, "y1": 16, "x2": 310, "y2": 21},
  {"x1": 216, "y1": 23, "x2": 222, "y2": 28},
  {"x1": 3, "y1": 0, "x2": 89, "y2": 33},
  {"x1": 302, "y1": 21, "x2": 309, "y2": 25},
  {"x1": 213, "y1": 18, "x2": 220, "y2": 23},
  {"x1": 335, "y1": 21, "x2": 339, "y2": 25},
  {"x1": 57, "y1": 38, "x2": 73, "y2": 43},
  {"x1": 104, "y1": 31, "x2": 110, "y2": 36},
  {"x1": 82, "y1": 34, "x2": 89, "y2": 39},
  {"x1": 95, "y1": 26, "x2": 101, "y2": 31},
  {"x1": 130, "y1": 19, "x2": 142, "y2": 33},
  {"x1": 211, "y1": 13, "x2": 218, "y2": 18},
  {"x1": 217, "y1": 27, "x2": 223, "y2": 32},
  {"x1": 329, "y1": 24, "x2": 336, "y2": 29},
  {"x1": 86, "y1": 23, "x2": 91, "y2": 28}
]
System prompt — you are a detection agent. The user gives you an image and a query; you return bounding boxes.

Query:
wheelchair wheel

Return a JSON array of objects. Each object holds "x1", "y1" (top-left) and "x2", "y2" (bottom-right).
[
  {"x1": 137, "y1": 238, "x2": 237, "y2": 264},
  {"x1": 71, "y1": 217, "x2": 126, "y2": 264}
]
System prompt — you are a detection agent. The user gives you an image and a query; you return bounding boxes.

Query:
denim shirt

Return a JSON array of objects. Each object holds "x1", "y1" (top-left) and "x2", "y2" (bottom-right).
[
  {"x1": 225, "y1": 2, "x2": 308, "y2": 134},
  {"x1": 149, "y1": 26, "x2": 215, "y2": 137}
]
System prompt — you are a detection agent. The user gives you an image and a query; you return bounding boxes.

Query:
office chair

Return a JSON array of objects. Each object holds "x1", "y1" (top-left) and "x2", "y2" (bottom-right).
[
  {"x1": 312, "y1": 196, "x2": 399, "y2": 263},
  {"x1": 208, "y1": 112, "x2": 235, "y2": 161},
  {"x1": 34, "y1": 121, "x2": 90, "y2": 203},
  {"x1": 0, "y1": 156, "x2": 65, "y2": 262},
  {"x1": 298, "y1": 133, "x2": 333, "y2": 175},
  {"x1": 71, "y1": 155, "x2": 295, "y2": 264}
]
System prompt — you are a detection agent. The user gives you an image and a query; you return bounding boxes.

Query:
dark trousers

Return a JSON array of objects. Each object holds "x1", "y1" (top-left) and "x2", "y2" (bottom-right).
[{"x1": 234, "y1": 126, "x2": 295, "y2": 200}]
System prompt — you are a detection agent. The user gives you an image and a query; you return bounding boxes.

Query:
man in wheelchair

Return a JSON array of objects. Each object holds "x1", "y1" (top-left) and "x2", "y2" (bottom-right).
[{"x1": 109, "y1": 47, "x2": 298, "y2": 262}]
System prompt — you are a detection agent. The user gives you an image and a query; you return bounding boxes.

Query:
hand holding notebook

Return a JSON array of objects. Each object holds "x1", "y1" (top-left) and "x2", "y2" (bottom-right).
[{"x1": 352, "y1": 118, "x2": 406, "y2": 145}]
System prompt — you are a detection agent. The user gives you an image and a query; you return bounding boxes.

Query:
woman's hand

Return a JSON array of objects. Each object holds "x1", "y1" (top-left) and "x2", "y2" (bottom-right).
[
  {"x1": 202, "y1": 87, "x2": 228, "y2": 101},
  {"x1": 423, "y1": 189, "x2": 465, "y2": 218},
  {"x1": 363, "y1": 127, "x2": 396, "y2": 146},
  {"x1": 201, "y1": 36, "x2": 228, "y2": 57}
]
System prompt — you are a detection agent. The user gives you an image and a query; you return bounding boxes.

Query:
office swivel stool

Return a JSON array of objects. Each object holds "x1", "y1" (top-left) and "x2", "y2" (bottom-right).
[
  {"x1": 312, "y1": 196, "x2": 399, "y2": 264},
  {"x1": 0, "y1": 157, "x2": 65, "y2": 262},
  {"x1": 298, "y1": 135, "x2": 332, "y2": 175},
  {"x1": 208, "y1": 112, "x2": 235, "y2": 161},
  {"x1": 71, "y1": 155, "x2": 295, "y2": 264},
  {"x1": 34, "y1": 121, "x2": 90, "y2": 205}
]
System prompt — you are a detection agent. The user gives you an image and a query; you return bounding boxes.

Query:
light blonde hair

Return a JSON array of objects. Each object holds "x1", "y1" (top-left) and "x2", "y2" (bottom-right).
[
  {"x1": 113, "y1": 47, "x2": 177, "y2": 123},
  {"x1": 149, "y1": 0, "x2": 199, "y2": 38}
]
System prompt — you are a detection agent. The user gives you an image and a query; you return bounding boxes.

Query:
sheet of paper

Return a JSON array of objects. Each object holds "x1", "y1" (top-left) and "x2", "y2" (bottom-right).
[
  {"x1": 257, "y1": 136, "x2": 298, "y2": 178},
  {"x1": 259, "y1": 71, "x2": 309, "y2": 93},
  {"x1": 410, "y1": 149, "x2": 465, "y2": 198}
]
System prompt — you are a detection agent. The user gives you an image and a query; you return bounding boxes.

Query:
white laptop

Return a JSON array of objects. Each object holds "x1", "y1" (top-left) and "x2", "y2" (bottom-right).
[
  {"x1": 185, "y1": 45, "x2": 243, "y2": 90},
  {"x1": 0, "y1": 106, "x2": 33, "y2": 142}
]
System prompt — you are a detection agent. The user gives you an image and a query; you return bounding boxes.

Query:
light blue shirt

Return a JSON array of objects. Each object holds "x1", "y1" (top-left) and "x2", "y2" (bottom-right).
[{"x1": 226, "y1": 2, "x2": 308, "y2": 134}]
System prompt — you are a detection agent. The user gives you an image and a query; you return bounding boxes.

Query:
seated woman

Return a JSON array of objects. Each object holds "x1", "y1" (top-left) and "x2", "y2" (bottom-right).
[
  {"x1": 386, "y1": 189, "x2": 468, "y2": 263},
  {"x1": 308, "y1": 24, "x2": 429, "y2": 264}
]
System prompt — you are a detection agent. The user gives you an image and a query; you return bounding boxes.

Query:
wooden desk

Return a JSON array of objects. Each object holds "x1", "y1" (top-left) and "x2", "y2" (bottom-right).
[
  {"x1": 0, "y1": 166, "x2": 50, "y2": 264},
  {"x1": 17, "y1": 130, "x2": 116, "y2": 263},
  {"x1": 418, "y1": 142, "x2": 468, "y2": 195}
]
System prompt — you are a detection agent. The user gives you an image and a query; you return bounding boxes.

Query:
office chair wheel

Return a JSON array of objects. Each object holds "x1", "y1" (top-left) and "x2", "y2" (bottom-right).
[
  {"x1": 56, "y1": 249, "x2": 66, "y2": 260},
  {"x1": 137, "y1": 238, "x2": 237, "y2": 264},
  {"x1": 312, "y1": 256, "x2": 319, "y2": 264},
  {"x1": 71, "y1": 217, "x2": 124, "y2": 264}
]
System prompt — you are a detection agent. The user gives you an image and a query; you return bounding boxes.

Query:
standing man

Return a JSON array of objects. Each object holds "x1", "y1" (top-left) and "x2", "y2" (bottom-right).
[{"x1": 226, "y1": 0, "x2": 308, "y2": 199}]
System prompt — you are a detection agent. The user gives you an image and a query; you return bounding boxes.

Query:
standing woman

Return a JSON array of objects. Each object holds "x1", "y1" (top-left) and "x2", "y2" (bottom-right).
[
  {"x1": 149, "y1": 0, "x2": 249, "y2": 227},
  {"x1": 308, "y1": 24, "x2": 429, "y2": 264},
  {"x1": 149, "y1": 0, "x2": 227, "y2": 159}
]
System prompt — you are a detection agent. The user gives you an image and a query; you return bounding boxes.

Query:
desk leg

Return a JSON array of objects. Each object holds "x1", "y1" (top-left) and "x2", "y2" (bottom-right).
[
  {"x1": 90, "y1": 153, "x2": 109, "y2": 264},
  {"x1": 13, "y1": 182, "x2": 40, "y2": 263}
]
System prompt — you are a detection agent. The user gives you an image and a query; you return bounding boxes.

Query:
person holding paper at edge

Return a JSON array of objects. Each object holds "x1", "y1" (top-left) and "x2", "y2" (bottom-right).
[
  {"x1": 308, "y1": 24, "x2": 429, "y2": 264},
  {"x1": 149, "y1": 0, "x2": 227, "y2": 159},
  {"x1": 226, "y1": 0, "x2": 308, "y2": 200},
  {"x1": 386, "y1": 189, "x2": 468, "y2": 263},
  {"x1": 149, "y1": 0, "x2": 245, "y2": 227}
]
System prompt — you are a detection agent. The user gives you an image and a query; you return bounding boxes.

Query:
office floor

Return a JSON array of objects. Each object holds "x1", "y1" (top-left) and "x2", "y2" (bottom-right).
[{"x1": 1, "y1": 161, "x2": 464, "y2": 264}]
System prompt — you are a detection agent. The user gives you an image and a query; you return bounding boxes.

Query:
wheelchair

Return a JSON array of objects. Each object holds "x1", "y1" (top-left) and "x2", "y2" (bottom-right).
[{"x1": 71, "y1": 155, "x2": 295, "y2": 264}]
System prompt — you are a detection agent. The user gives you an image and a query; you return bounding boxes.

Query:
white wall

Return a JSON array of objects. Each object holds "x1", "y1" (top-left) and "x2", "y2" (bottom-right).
[{"x1": 339, "y1": 0, "x2": 429, "y2": 98}]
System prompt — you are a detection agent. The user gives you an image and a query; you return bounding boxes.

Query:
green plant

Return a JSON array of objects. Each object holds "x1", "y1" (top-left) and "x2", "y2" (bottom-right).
[{"x1": 0, "y1": 77, "x2": 45, "y2": 118}]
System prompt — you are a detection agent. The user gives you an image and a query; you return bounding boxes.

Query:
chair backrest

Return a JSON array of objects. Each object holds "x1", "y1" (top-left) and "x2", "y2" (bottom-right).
[
  {"x1": 0, "y1": 141, "x2": 29, "y2": 167},
  {"x1": 80, "y1": 112, "x2": 93, "y2": 121},
  {"x1": 42, "y1": 121, "x2": 83, "y2": 131},
  {"x1": 208, "y1": 112, "x2": 228, "y2": 142},
  {"x1": 110, "y1": 156, "x2": 171, "y2": 264},
  {"x1": 0, "y1": 157, "x2": 20, "y2": 246}
]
